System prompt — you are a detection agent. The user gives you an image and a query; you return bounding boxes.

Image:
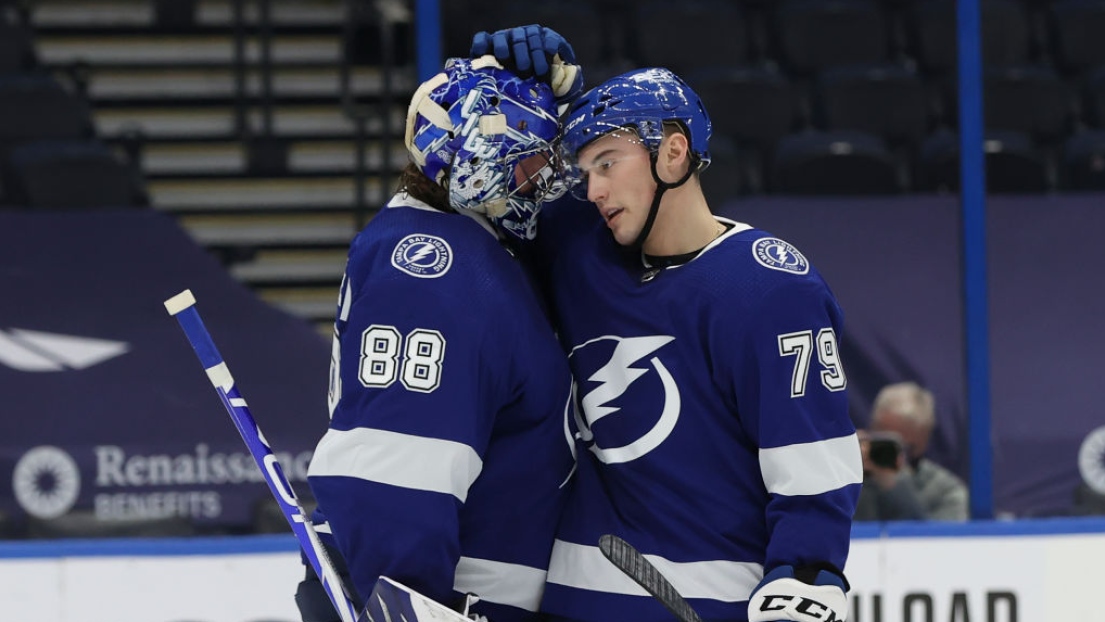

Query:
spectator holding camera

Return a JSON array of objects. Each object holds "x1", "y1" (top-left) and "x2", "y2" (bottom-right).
[{"x1": 854, "y1": 382, "x2": 969, "y2": 521}]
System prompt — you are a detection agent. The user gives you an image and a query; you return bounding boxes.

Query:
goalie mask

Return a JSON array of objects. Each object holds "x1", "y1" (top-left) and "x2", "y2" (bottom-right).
[{"x1": 405, "y1": 56, "x2": 565, "y2": 241}]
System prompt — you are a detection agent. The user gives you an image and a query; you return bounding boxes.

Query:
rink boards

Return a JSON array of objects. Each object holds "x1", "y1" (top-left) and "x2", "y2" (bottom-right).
[{"x1": 2, "y1": 517, "x2": 1104, "y2": 622}]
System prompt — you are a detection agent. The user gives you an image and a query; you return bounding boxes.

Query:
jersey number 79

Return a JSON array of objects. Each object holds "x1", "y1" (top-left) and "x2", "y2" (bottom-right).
[{"x1": 777, "y1": 328, "x2": 846, "y2": 398}]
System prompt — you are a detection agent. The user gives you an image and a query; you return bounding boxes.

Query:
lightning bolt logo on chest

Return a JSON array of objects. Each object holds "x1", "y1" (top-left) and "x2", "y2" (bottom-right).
[
  {"x1": 581, "y1": 335, "x2": 675, "y2": 425},
  {"x1": 571, "y1": 335, "x2": 681, "y2": 464}
]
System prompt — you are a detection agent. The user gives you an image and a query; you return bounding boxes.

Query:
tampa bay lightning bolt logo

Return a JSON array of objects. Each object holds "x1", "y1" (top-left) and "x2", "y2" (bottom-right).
[
  {"x1": 569, "y1": 335, "x2": 680, "y2": 464},
  {"x1": 390, "y1": 234, "x2": 453, "y2": 278},
  {"x1": 752, "y1": 237, "x2": 809, "y2": 275}
]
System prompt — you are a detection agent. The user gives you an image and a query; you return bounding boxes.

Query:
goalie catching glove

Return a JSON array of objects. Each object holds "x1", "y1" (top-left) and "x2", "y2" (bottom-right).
[
  {"x1": 470, "y1": 24, "x2": 583, "y2": 105},
  {"x1": 747, "y1": 565, "x2": 849, "y2": 622}
]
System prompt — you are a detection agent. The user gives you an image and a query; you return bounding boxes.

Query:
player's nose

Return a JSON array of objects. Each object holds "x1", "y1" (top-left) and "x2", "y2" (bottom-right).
[{"x1": 587, "y1": 178, "x2": 606, "y2": 205}]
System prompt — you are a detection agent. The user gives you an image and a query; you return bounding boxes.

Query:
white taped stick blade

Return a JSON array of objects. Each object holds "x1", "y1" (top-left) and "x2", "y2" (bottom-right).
[
  {"x1": 164, "y1": 289, "x2": 197, "y2": 315},
  {"x1": 363, "y1": 577, "x2": 469, "y2": 622}
]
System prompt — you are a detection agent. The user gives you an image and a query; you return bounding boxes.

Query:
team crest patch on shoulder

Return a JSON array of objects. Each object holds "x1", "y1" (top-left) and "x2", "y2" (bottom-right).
[
  {"x1": 391, "y1": 234, "x2": 453, "y2": 278},
  {"x1": 752, "y1": 237, "x2": 809, "y2": 275}
]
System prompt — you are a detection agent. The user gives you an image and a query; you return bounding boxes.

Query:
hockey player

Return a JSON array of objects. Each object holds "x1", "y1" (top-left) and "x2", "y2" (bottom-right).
[
  {"x1": 296, "y1": 55, "x2": 580, "y2": 622},
  {"x1": 471, "y1": 29, "x2": 864, "y2": 622}
]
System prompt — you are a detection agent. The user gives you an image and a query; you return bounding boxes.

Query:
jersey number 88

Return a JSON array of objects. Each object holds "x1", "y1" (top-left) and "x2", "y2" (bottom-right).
[{"x1": 359, "y1": 324, "x2": 446, "y2": 393}]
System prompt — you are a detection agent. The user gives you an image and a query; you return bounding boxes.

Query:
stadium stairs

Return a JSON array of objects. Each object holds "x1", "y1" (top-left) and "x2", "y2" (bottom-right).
[{"x1": 31, "y1": 0, "x2": 415, "y2": 336}]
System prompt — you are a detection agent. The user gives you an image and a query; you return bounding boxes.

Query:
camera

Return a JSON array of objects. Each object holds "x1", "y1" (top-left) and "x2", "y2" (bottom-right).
[{"x1": 867, "y1": 435, "x2": 902, "y2": 469}]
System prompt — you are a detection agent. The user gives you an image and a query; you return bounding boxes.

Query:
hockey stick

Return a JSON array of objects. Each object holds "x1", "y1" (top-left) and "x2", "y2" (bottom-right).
[
  {"x1": 164, "y1": 289, "x2": 360, "y2": 622},
  {"x1": 598, "y1": 534, "x2": 704, "y2": 622}
]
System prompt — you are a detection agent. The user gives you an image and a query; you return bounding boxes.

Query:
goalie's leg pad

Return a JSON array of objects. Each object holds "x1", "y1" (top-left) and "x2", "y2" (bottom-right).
[{"x1": 747, "y1": 565, "x2": 848, "y2": 622}]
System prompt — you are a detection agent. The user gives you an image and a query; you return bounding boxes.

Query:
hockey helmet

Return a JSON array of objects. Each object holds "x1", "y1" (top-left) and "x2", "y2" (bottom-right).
[{"x1": 559, "y1": 67, "x2": 712, "y2": 197}]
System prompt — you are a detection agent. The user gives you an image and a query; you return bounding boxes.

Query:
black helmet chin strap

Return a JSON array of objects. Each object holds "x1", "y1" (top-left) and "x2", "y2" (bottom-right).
[{"x1": 630, "y1": 151, "x2": 697, "y2": 251}]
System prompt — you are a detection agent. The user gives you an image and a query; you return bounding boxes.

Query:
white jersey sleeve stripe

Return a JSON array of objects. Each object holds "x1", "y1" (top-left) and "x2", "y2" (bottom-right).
[
  {"x1": 308, "y1": 428, "x2": 483, "y2": 502},
  {"x1": 759, "y1": 433, "x2": 863, "y2": 497},
  {"x1": 546, "y1": 540, "x2": 763, "y2": 602},
  {"x1": 454, "y1": 556, "x2": 547, "y2": 612}
]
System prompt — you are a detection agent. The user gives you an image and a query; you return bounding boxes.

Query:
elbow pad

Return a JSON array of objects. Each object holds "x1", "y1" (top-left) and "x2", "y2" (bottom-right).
[{"x1": 747, "y1": 565, "x2": 848, "y2": 622}]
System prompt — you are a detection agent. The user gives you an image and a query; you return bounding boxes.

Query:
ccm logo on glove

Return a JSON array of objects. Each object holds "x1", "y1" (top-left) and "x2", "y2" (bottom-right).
[
  {"x1": 748, "y1": 565, "x2": 849, "y2": 622},
  {"x1": 755, "y1": 593, "x2": 842, "y2": 622}
]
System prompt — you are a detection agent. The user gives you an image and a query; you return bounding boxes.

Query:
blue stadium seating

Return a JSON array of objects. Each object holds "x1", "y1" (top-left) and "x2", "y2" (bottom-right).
[
  {"x1": 773, "y1": 0, "x2": 890, "y2": 75},
  {"x1": 772, "y1": 129, "x2": 902, "y2": 194},
  {"x1": 1062, "y1": 128, "x2": 1105, "y2": 189},
  {"x1": 814, "y1": 63, "x2": 931, "y2": 147},
  {"x1": 916, "y1": 128, "x2": 1052, "y2": 193}
]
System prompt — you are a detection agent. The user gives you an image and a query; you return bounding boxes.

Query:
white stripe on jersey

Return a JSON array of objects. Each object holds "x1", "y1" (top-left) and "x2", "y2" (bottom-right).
[
  {"x1": 759, "y1": 433, "x2": 863, "y2": 496},
  {"x1": 546, "y1": 540, "x2": 763, "y2": 602},
  {"x1": 308, "y1": 427, "x2": 483, "y2": 501},
  {"x1": 454, "y1": 556, "x2": 547, "y2": 612}
]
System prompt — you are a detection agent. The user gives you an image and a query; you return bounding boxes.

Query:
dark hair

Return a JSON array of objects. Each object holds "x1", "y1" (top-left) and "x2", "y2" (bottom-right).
[{"x1": 396, "y1": 162, "x2": 450, "y2": 211}]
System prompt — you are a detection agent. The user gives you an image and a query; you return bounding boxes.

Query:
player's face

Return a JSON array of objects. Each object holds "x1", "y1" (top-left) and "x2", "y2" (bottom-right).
[{"x1": 575, "y1": 131, "x2": 653, "y2": 246}]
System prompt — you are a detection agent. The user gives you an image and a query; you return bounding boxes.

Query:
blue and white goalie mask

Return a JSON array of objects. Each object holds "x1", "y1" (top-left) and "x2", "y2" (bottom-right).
[
  {"x1": 404, "y1": 56, "x2": 566, "y2": 241},
  {"x1": 558, "y1": 67, "x2": 713, "y2": 200}
]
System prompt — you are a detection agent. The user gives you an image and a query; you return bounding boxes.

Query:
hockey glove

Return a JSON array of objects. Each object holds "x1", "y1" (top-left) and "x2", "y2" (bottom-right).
[
  {"x1": 470, "y1": 24, "x2": 583, "y2": 103},
  {"x1": 471, "y1": 23, "x2": 575, "y2": 77},
  {"x1": 747, "y1": 565, "x2": 849, "y2": 622}
]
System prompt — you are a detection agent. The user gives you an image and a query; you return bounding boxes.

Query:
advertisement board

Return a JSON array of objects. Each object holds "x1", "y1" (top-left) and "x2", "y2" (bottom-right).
[{"x1": 0, "y1": 210, "x2": 330, "y2": 535}]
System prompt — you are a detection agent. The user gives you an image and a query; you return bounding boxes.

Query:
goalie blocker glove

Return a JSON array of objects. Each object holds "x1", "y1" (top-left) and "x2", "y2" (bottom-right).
[{"x1": 747, "y1": 565, "x2": 849, "y2": 622}]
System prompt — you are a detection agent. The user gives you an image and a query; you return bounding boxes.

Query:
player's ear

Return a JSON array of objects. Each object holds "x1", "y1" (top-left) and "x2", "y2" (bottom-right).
[{"x1": 660, "y1": 132, "x2": 690, "y2": 174}]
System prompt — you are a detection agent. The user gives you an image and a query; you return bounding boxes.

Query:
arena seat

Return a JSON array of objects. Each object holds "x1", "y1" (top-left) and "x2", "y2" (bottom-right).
[
  {"x1": 1084, "y1": 66, "x2": 1105, "y2": 127},
  {"x1": 685, "y1": 64, "x2": 804, "y2": 152},
  {"x1": 773, "y1": 0, "x2": 889, "y2": 75},
  {"x1": 772, "y1": 129, "x2": 902, "y2": 195},
  {"x1": 0, "y1": 73, "x2": 95, "y2": 157},
  {"x1": 915, "y1": 128, "x2": 1052, "y2": 193},
  {"x1": 0, "y1": 139, "x2": 148, "y2": 208},
  {"x1": 905, "y1": 0, "x2": 1031, "y2": 74},
  {"x1": 814, "y1": 63, "x2": 931, "y2": 147},
  {"x1": 632, "y1": 0, "x2": 749, "y2": 73},
  {"x1": 0, "y1": 20, "x2": 37, "y2": 75},
  {"x1": 1061, "y1": 128, "x2": 1105, "y2": 189},
  {"x1": 1050, "y1": 0, "x2": 1105, "y2": 75}
]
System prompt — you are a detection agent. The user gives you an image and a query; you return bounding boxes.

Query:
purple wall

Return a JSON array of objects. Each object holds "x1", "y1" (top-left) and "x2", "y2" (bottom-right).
[{"x1": 716, "y1": 194, "x2": 1105, "y2": 517}]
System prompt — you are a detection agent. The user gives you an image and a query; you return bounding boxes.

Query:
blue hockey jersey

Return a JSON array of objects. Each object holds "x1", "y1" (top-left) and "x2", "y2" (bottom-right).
[
  {"x1": 307, "y1": 194, "x2": 576, "y2": 622},
  {"x1": 536, "y1": 199, "x2": 862, "y2": 622}
]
